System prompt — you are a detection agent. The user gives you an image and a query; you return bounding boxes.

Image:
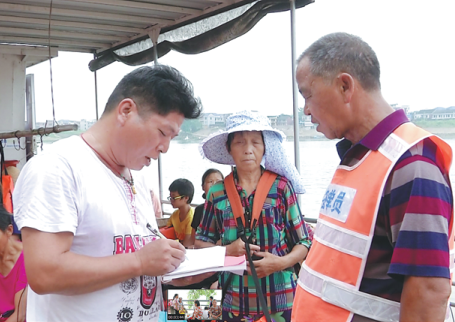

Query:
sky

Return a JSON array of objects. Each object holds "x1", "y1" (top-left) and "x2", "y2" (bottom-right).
[{"x1": 27, "y1": 0, "x2": 455, "y2": 122}]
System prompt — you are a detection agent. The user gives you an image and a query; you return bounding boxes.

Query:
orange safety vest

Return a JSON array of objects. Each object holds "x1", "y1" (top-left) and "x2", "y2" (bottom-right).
[
  {"x1": 292, "y1": 122, "x2": 454, "y2": 322},
  {"x1": 1, "y1": 172, "x2": 14, "y2": 213},
  {"x1": 0, "y1": 147, "x2": 15, "y2": 213}
]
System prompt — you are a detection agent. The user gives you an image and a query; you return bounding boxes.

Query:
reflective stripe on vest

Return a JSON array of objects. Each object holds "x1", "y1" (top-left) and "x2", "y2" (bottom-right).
[{"x1": 293, "y1": 122, "x2": 454, "y2": 322}]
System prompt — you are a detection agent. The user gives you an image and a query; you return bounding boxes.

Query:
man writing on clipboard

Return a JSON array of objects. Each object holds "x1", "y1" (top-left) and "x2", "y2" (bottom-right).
[{"x1": 13, "y1": 65, "x2": 202, "y2": 322}]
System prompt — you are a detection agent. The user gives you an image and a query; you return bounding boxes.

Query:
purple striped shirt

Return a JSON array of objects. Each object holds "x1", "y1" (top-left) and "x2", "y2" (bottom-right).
[{"x1": 337, "y1": 110, "x2": 453, "y2": 307}]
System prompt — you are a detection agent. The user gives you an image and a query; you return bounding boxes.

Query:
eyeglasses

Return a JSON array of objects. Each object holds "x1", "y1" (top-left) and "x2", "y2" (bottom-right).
[{"x1": 167, "y1": 195, "x2": 186, "y2": 201}]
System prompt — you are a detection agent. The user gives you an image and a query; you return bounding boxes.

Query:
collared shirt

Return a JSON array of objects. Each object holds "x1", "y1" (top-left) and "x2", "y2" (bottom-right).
[
  {"x1": 196, "y1": 169, "x2": 312, "y2": 315},
  {"x1": 337, "y1": 109, "x2": 453, "y2": 304}
]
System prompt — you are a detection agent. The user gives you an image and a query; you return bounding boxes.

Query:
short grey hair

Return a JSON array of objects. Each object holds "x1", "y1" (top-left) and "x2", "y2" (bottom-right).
[{"x1": 298, "y1": 32, "x2": 381, "y2": 91}]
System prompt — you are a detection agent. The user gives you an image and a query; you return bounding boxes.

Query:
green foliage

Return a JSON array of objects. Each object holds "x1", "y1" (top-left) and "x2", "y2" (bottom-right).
[
  {"x1": 181, "y1": 119, "x2": 203, "y2": 133},
  {"x1": 413, "y1": 119, "x2": 455, "y2": 128},
  {"x1": 187, "y1": 289, "x2": 216, "y2": 310}
]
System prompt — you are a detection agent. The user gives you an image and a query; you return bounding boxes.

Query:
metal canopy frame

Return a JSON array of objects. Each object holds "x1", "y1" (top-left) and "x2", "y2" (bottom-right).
[
  {"x1": 0, "y1": 0, "x2": 312, "y2": 210},
  {"x1": 0, "y1": 0, "x2": 257, "y2": 67}
]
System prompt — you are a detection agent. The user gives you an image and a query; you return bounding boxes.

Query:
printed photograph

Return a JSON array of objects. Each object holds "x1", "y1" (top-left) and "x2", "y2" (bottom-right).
[{"x1": 165, "y1": 289, "x2": 222, "y2": 321}]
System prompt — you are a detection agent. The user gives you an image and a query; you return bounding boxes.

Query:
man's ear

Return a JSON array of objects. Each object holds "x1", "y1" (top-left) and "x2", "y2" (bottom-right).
[
  {"x1": 338, "y1": 73, "x2": 355, "y2": 103},
  {"x1": 116, "y1": 98, "x2": 137, "y2": 125},
  {"x1": 6, "y1": 224, "x2": 13, "y2": 237}
]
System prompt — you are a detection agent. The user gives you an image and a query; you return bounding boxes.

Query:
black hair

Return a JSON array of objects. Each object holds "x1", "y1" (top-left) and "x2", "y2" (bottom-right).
[
  {"x1": 201, "y1": 169, "x2": 224, "y2": 199},
  {"x1": 102, "y1": 65, "x2": 202, "y2": 119},
  {"x1": 194, "y1": 300, "x2": 200, "y2": 307},
  {"x1": 173, "y1": 293, "x2": 179, "y2": 299},
  {"x1": 226, "y1": 131, "x2": 265, "y2": 153},
  {"x1": 209, "y1": 296, "x2": 213, "y2": 300},
  {"x1": 169, "y1": 178, "x2": 194, "y2": 204},
  {"x1": 0, "y1": 204, "x2": 13, "y2": 232}
]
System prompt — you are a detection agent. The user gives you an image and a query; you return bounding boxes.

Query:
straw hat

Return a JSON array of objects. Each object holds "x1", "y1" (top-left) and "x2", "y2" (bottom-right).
[{"x1": 199, "y1": 110, "x2": 305, "y2": 194}]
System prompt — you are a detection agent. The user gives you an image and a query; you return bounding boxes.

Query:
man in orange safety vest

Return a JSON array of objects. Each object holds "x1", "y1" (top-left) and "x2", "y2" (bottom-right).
[{"x1": 292, "y1": 32, "x2": 453, "y2": 322}]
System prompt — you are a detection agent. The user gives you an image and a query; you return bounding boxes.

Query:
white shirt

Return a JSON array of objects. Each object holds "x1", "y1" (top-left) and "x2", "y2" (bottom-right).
[{"x1": 14, "y1": 136, "x2": 162, "y2": 322}]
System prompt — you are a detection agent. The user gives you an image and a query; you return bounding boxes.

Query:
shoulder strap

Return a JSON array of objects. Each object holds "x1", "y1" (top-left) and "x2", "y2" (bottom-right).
[
  {"x1": 224, "y1": 172, "x2": 244, "y2": 227},
  {"x1": 225, "y1": 171, "x2": 277, "y2": 230},
  {"x1": 251, "y1": 171, "x2": 277, "y2": 229},
  {"x1": 223, "y1": 171, "x2": 277, "y2": 322}
]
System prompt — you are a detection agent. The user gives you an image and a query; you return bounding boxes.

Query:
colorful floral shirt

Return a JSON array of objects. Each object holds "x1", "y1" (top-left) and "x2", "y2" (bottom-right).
[
  {"x1": 196, "y1": 169, "x2": 312, "y2": 316},
  {"x1": 172, "y1": 298, "x2": 179, "y2": 310},
  {"x1": 190, "y1": 306, "x2": 203, "y2": 319},
  {"x1": 209, "y1": 305, "x2": 222, "y2": 318}
]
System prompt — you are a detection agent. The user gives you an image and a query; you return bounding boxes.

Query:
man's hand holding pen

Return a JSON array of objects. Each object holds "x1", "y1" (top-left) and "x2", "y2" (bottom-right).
[
  {"x1": 134, "y1": 239, "x2": 186, "y2": 276},
  {"x1": 134, "y1": 225, "x2": 186, "y2": 277},
  {"x1": 147, "y1": 223, "x2": 189, "y2": 261}
]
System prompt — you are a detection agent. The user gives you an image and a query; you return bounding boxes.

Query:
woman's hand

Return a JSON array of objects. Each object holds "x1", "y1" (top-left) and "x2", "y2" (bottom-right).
[
  {"x1": 247, "y1": 251, "x2": 283, "y2": 278},
  {"x1": 225, "y1": 238, "x2": 260, "y2": 257}
]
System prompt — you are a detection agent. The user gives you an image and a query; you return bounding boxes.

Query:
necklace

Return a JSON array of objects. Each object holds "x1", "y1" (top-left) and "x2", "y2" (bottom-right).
[{"x1": 81, "y1": 134, "x2": 137, "y2": 194}]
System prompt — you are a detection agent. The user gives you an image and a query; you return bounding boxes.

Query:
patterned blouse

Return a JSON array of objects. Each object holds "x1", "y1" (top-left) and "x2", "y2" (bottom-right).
[
  {"x1": 196, "y1": 168, "x2": 312, "y2": 316},
  {"x1": 190, "y1": 306, "x2": 203, "y2": 319},
  {"x1": 172, "y1": 298, "x2": 179, "y2": 310},
  {"x1": 209, "y1": 304, "x2": 222, "y2": 318}
]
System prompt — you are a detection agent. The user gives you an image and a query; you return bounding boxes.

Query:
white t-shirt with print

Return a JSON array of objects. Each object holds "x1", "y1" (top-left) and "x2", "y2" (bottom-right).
[{"x1": 14, "y1": 136, "x2": 162, "y2": 322}]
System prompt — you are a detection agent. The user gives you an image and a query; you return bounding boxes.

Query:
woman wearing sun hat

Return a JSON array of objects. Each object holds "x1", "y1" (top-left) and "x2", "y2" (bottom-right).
[{"x1": 195, "y1": 110, "x2": 312, "y2": 322}]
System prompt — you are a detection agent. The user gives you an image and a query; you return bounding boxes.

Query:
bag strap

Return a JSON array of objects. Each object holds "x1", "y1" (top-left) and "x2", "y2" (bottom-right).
[
  {"x1": 225, "y1": 170, "x2": 277, "y2": 230},
  {"x1": 223, "y1": 170, "x2": 277, "y2": 322}
]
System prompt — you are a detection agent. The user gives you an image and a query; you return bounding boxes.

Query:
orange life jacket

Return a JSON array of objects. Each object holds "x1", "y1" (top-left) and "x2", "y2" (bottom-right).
[
  {"x1": 292, "y1": 122, "x2": 454, "y2": 322},
  {"x1": 0, "y1": 146, "x2": 14, "y2": 213},
  {"x1": 159, "y1": 226, "x2": 176, "y2": 240},
  {"x1": 1, "y1": 171, "x2": 14, "y2": 213},
  {"x1": 224, "y1": 170, "x2": 277, "y2": 233},
  {"x1": 224, "y1": 170, "x2": 278, "y2": 322}
]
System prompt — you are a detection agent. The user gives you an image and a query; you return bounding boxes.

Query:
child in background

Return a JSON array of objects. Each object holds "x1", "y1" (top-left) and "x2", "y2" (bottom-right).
[
  {"x1": 178, "y1": 297, "x2": 187, "y2": 314},
  {"x1": 166, "y1": 178, "x2": 195, "y2": 247},
  {"x1": 191, "y1": 169, "x2": 224, "y2": 241}
]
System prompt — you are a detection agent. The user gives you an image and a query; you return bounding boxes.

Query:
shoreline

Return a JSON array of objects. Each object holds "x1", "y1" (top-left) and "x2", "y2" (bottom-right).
[{"x1": 41, "y1": 124, "x2": 455, "y2": 144}]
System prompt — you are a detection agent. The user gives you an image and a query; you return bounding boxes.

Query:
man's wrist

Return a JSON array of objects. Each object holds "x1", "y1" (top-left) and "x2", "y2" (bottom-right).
[{"x1": 132, "y1": 252, "x2": 144, "y2": 276}]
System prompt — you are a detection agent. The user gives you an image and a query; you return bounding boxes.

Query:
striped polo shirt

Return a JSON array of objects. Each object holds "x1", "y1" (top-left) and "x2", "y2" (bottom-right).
[{"x1": 336, "y1": 109, "x2": 453, "y2": 308}]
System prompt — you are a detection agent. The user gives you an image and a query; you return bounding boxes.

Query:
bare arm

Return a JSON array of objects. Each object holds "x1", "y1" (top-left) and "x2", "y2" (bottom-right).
[
  {"x1": 400, "y1": 276, "x2": 450, "y2": 322},
  {"x1": 22, "y1": 227, "x2": 186, "y2": 295},
  {"x1": 5, "y1": 288, "x2": 27, "y2": 322},
  {"x1": 212, "y1": 307, "x2": 222, "y2": 318},
  {"x1": 194, "y1": 239, "x2": 215, "y2": 249},
  {"x1": 182, "y1": 233, "x2": 194, "y2": 248},
  {"x1": 248, "y1": 244, "x2": 308, "y2": 278},
  {"x1": 195, "y1": 238, "x2": 259, "y2": 256}
]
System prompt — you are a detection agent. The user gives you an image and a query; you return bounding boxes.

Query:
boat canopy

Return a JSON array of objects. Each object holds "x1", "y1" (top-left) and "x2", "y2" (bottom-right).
[{"x1": 0, "y1": 0, "x2": 312, "y2": 69}]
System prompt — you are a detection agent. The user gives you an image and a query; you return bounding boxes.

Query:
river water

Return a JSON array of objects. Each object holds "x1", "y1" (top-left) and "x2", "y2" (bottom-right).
[
  {"x1": 42, "y1": 136, "x2": 455, "y2": 305},
  {"x1": 150, "y1": 137, "x2": 455, "y2": 306},
  {"x1": 145, "y1": 138, "x2": 455, "y2": 219}
]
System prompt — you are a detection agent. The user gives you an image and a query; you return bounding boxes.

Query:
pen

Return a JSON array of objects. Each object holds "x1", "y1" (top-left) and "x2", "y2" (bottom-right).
[
  {"x1": 146, "y1": 223, "x2": 167, "y2": 239},
  {"x1": 146, "y1": 223, "x2": 189, "y2": 261}
]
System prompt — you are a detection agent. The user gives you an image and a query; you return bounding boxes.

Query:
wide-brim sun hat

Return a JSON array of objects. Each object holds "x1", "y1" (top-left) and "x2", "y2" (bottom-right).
[
  {"x1": 199, "y1": 110, "x2": 305, "y2": 194},
  {"x1": 200, "y1": 110, "x2": 285, "y2": 165}
]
